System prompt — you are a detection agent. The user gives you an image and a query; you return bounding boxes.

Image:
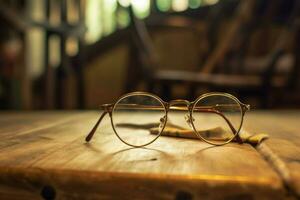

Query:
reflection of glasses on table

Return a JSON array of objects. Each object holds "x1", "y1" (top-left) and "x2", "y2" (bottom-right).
[{"x1": 85, "y1": 92, "x2": 250, "y2": 147}]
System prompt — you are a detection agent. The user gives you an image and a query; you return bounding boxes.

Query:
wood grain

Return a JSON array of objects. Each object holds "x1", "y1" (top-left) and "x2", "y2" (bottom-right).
[
  {"x1": 0, "y1": 111, "x2": 295, "y2": 199},
  {"x1": 243, "y1": 111, "x2": 300, "y2": 198}
]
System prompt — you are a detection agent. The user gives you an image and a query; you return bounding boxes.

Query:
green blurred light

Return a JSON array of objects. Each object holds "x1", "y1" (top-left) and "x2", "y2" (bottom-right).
[
  {"x1": 117, "y1": 9, "x2": 131, "y2": 28},
  {"x1": 103, "y1": 0, "x2": 117, "y2": 35},
  {"x1": 189, "y1": 0, "x2": 202, "y2": 9},
  {"x1": 85, "y1": 0, "x2": 103, "y2": 43},
  {"x1": 156, "y1": 0, "x2": 172, "y2": 12},
  {"x1": 203, "y1": 0, "x2": 219, "y2": 5}
]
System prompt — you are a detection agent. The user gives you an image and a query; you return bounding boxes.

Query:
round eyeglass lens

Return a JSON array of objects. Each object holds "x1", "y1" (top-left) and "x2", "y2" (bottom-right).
[
  {"x1": 191, "y1": 94, "x2": 243, "y2": 145},
  {"x1": 112, "y1": 93, "x2": 166, "y2": 147}
]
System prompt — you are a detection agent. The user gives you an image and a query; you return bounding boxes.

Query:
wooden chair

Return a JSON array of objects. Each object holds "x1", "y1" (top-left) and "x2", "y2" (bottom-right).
[
  {"x1": 127, "y1": 1, "x2": 299, "y2": 108},
  {"x1": 127, "y1": 6, "x2": 205, "y2": 100}
]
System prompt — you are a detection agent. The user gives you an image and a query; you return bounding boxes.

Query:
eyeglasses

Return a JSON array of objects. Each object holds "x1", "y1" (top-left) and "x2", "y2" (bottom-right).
[{"x1": 85, "y1": 92, "x2": 250, "y2": 147}]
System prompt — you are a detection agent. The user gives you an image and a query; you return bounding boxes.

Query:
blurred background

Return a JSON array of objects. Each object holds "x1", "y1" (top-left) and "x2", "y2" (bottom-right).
[{"x1": 0, "y1": 0, "x2": 299, "y2": 110}]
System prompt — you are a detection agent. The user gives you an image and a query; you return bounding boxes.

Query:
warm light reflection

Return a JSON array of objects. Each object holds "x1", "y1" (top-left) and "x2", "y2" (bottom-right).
[
  {"x1": 172, "y1": 0, "x2": 189, "y2": 12},
  {"x1": 66, "y1": 37, "x2": 78, "y2": 56},
  {"x1": 49, "y1": 35, "x2": 60, "y2": 68},
  {"x1": 26, "y1": 0, "x2": 45, "y2": 78}
]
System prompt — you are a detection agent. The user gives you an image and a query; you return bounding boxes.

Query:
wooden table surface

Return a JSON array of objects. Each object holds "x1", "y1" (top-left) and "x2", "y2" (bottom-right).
[{"x1": 0, "y1": 111, "x2": 299, "y2": 200}]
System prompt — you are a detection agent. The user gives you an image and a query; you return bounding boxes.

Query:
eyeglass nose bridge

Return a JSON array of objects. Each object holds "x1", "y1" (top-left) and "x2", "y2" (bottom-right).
[
  {"x1": 167, "y1": 99, "x2": 194, "y2": 127},
  {"x1": 169, "y1": 99, "x2": 190, "y2": 105},
  {"x1": 167, "y1": 99, "x2": 192, "y2": 111}
]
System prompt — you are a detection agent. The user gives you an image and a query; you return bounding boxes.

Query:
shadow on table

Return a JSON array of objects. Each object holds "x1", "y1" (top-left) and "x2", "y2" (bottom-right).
[{"x1": 84, "y1": 140, "x2": 228, "y2": 163}]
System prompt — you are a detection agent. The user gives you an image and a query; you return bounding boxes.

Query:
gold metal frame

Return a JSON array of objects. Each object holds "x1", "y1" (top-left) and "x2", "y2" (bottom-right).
[{"x1": 85, "y1": 92, "x2": 250, "y2": 147}]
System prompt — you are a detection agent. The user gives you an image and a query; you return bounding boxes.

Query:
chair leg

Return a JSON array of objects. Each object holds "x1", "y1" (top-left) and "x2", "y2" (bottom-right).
[
  {"x1": 146, "y1": 81, "x2": 155, "y2": 93},
  {"x1": 160, "y1": 83, "x2": 171, "y2": 101},
  {"x1": 188, "y1": 84, "x2": 197, "y2": 100}
]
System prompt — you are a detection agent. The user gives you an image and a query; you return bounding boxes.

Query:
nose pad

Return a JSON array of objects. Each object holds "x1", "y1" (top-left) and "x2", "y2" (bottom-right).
[
  {"x1": 159, "y1": 115, "x2": 166, "y2": 129},
  {"x1": 184, "y1": 114, "x2": 195, "y2": 127}
]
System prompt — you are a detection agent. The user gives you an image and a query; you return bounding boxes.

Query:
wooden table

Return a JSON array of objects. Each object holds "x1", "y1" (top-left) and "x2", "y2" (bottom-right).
[{"x1": 0, "y1": 111, "x2": 299, "y2": 199}]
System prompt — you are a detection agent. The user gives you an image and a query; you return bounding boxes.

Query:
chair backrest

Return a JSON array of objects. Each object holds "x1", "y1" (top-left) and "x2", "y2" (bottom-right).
[
  {"x1": 128, "y1": 6, "x2": 159, "y2": 80},
  {"x1": 201, "y1": 0, "x2": 257, "y2": 73},
  {"x1": 262, "y1": 0, "x2": 300, "y2": 89}
]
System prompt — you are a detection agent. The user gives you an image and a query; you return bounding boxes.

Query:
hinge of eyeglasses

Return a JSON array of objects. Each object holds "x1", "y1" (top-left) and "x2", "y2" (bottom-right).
[
  {"x1": 99, "y1": 104, "x2": 114, "y2": 112},
  {"x1": 242, "y1": 104, "x2": 250, "y2": 112}
]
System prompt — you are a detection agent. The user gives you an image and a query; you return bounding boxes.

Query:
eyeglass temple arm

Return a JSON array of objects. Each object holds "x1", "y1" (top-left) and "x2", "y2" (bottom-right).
[
  {"x1": 195, "y1": 103, "x2": 250, "y2": 144},
  {"x1": 85, "y1": 104, "x2": 113, "y2": 142}
]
